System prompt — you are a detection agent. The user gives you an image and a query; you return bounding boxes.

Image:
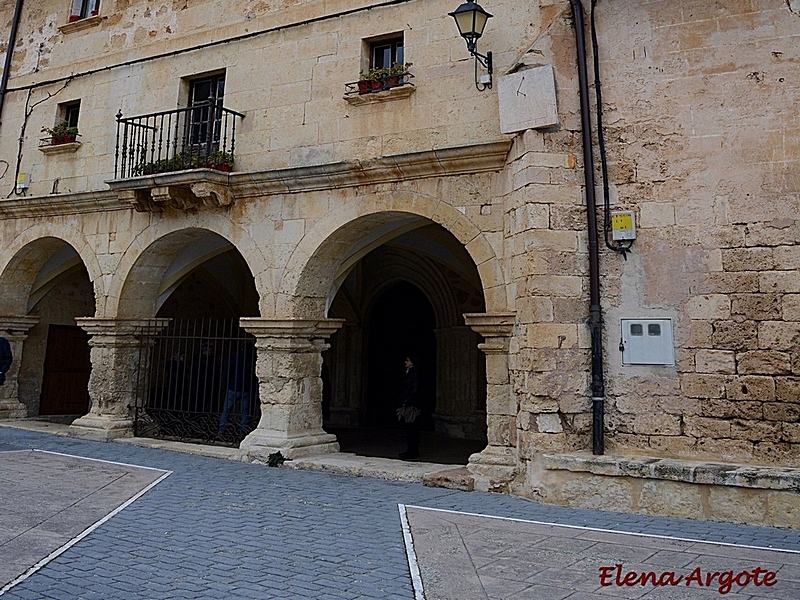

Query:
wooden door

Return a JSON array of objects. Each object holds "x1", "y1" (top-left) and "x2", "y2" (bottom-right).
[{"x1": 39, "y1": 325, "x2": 91, "y2": 415}]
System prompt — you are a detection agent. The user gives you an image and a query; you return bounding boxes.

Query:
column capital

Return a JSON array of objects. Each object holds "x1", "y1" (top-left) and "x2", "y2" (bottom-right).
[
  {"x1": 76, "y1": 318, "x2": 170, "y2": 346},
  {"x1": 239, "y1": 318, "x2": 344, "y2": 350},
  {"x1": 0, "y1": 316, "x2": 40, "y2": 338},
  {"x1": 464, "y1": 312, "x2": 516, "y2": 353}
]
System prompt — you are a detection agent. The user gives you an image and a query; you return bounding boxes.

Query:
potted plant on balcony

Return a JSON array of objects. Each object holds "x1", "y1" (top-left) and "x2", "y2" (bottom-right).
[
  {"x1": 357, "y1": 68, "x2": 386, "y2": 94},
  {"x1": 382, "y1": 62, "x2": 412, "y2": 88},
  {"x1": 205, "y1": 150, "x2": 234, "y2": 172},
  {"x1": 42, "y1": 121, "x2": 79, "y2": 145}
]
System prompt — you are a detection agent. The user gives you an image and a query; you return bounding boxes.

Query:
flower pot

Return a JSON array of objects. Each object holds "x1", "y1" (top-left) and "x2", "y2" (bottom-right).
[
  {"x1": 69, "y1": 14, "x2": 81, "y2": 22},
  {"x1": 91, "y1": 10, "x2": 98, "y2": 16},
  {"x1": 213, "y1": 164, "x2": 232, "y2": 172},
  {"x1": 384, "y1": 76, "x2": 400, "y2": 88},
  {"x1": 357, "y1": 80, "x2": 372, "y2": 95},
  {"x1": 370, "y1": 80, "x2": 383, "y2": 92},
  {"x1": 52, "y1": 134, "x2": 77, "y2": 145}
]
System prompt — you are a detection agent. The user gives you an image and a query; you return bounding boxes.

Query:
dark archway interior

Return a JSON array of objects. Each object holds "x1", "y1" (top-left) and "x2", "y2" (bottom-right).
[
  {"x1": 324, "y1": 223, "x2": 487, "y2": 464},
  {"x1": 365, "y1": 281, "x2": 436, "y2": 429},
  {"x1": 157, "y1": 248, "x2": 259, "y2": 319}
]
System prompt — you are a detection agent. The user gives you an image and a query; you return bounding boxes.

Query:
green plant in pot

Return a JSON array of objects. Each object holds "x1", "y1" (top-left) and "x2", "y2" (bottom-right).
[
  {"x1": 205, "y1": 150, "x2": 234, "y2": 171},
  {"x1": 383, "y1": 62, "x2": 412, "y2": 88},
  {"x1": 42, "y1": 121, "x2": 79, "y2": 145},
  {"x1": 358, "y1": 67, "x2": 385, "y2": 94}
]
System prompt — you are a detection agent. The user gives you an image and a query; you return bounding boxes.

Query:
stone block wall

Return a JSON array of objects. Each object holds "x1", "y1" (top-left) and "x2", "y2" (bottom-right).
[{"x1": 505, "y1": 0, "x2": 800, "y2": 470}]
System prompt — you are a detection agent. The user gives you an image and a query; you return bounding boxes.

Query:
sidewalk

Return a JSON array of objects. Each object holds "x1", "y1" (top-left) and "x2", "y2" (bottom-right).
[{"x1": 1, "y1": 423, "x2": 798, "y2": 599}]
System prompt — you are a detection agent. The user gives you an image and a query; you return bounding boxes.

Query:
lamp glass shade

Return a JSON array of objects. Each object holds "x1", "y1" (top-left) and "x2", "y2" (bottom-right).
[{"x1": 449, "y1": 2, "x2": 492, "y2": 42}]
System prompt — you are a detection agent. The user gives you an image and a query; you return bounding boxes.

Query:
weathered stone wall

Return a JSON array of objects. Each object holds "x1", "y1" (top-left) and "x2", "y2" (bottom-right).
[
  {"x1": 505, "y1": 0, "x2": 800, "y2": 471},
  {"x1": 0, "y1": 0, "x2": 541, "y2": 196}
]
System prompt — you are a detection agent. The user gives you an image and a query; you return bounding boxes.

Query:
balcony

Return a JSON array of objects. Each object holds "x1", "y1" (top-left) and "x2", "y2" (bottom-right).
[
  {"x1": 110, "y1": 101, "x2": 244, "y2": 212},
  {"x1": 343, "y1": 69, "x2": 415, "y2": 106}
]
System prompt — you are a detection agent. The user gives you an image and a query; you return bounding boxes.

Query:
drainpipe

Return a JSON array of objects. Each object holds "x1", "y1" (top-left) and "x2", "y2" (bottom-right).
[
  {"x1": 569, "y1": 0, "x2": 605, "y2": 455},
  {"x1": 0, "y1": 0, "x2": 25, "y2": 132}
]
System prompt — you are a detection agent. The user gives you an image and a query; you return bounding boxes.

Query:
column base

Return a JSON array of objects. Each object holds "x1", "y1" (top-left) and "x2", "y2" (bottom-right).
[
  {"x1": 68, "y1": 415, "x2": 134, "y2": 441},
  {"x1": 0, "y1": 400, "x2": 27, "y2": 419},
  {"x1": 468, "y1": 445, "x2": 518, "y2": 492},
  {"x1": 241, "y1": 429, "x2": 340, "y2": 460}
]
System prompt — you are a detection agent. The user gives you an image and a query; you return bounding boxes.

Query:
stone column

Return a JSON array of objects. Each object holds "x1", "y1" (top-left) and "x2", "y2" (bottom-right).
[
  {"x1": 433, "y1": 326, "x2": 483, "y2": 439},
  {"x1": 463, "y1": 312, "x2": 517, "y2": 491},
  {"x1": 239, "y1": 318, "x2": 344, "y2": 460},
  {"x1": 0, "y1": 316, "x2": 39, "y2": 419},
  {"x1": 69, "y1": 318, "x2": 169, "y2": 441}
]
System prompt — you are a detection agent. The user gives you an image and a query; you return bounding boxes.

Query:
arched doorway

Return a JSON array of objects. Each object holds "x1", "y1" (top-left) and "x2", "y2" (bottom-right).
[
  {"x1": 116, "y1": 229, "x2": 260, "y2": 446},
  {"x1": 0, "y1": 238, "x2": 96, "y2": 420},
  {"x1": 324, "y1": 222, "x2": 487, "y2": 463}
]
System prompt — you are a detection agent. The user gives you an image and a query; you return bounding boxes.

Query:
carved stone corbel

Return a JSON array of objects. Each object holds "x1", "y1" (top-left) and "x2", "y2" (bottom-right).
[
  {"x1": 190, "y1": 181, "x2": 233, "y2": 207},
  {"x1": 117, "y1": 189, "x2": 153, "y2": 212},
  {"x1": 150, "y1": 186, "x2": 196, "y2": 210}
]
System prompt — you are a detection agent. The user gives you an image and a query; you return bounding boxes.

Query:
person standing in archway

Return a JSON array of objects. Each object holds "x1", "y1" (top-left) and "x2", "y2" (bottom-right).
[
  {"x1": 218, "y1": 342, "x2": 256, "y2": 437},
  {"x1": 0, "y1": 334, "x2": 12, "y2": 387},
  {"x1": 397, "y1": 353, "x2": 421, "y2": 460}
]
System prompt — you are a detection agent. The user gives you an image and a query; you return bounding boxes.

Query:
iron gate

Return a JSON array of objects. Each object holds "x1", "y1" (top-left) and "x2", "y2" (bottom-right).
[{"x1": 134, "y1": 318, "x2": 259, "y2": 447}]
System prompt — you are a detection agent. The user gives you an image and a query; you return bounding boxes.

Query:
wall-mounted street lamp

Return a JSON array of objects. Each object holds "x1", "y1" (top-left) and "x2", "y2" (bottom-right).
[{"x1": 448, "y1": 1, "x2": 493, "y2": 91}]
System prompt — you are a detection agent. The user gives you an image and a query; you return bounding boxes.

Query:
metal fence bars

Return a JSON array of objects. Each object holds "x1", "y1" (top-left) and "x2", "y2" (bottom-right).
[
  {"x1": 134, "y1": 318, "x2": 260, "y2": 447},
  {"x1": 114, "y1": 100, "x2": 245, "y2": 179}
]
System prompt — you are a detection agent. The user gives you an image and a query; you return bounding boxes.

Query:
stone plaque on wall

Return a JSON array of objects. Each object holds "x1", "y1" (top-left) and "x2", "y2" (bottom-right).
[{"x1": 498, "y1": 65, "x2": 559, "y2": 133}]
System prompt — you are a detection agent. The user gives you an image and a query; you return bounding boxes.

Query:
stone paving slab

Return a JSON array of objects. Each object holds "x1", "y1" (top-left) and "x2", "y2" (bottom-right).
[
  {"x1": 404, "y1": 506, "x2": 800, "y2": 599},
  {"x1": 1, "y1": 425, "x2": 800, "y2": 599},
  {"x1": 0, "y1": 449, "x2": 169, "y2": 593}
]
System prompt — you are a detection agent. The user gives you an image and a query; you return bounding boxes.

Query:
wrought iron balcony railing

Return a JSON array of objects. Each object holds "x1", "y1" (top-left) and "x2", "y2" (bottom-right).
[{"x1": 114, "y1": 100, "x2": 245, "y2": 179}]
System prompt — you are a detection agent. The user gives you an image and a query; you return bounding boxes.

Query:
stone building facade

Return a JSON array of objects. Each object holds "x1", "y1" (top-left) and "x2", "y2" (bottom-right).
[{"x1": 0, "y1": 0, "x2": 798, "y2": 527}]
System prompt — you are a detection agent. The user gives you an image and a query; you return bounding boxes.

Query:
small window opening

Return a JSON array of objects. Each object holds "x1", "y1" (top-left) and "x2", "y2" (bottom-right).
[
  {"x1": 630, "y1": 324, "x2": 643, "y2": 336},
  {"x1": 647, "y1": 324, "x2": 662, "y2": 336},
  {"x1": 371, "y1": 37, "x2": 404, "y2": 70},
  {"x1": 62, "y1": 101, "x2": 81, "y2": 129},
  {"x1": 70, "y1": 0, "x2": 100, "y2": 21}
]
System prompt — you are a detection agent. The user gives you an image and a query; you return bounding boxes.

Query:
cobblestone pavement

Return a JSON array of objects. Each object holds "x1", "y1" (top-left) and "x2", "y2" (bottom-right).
[{"x1": 1, "y1": 425, "x2": 799, "y2": 599}]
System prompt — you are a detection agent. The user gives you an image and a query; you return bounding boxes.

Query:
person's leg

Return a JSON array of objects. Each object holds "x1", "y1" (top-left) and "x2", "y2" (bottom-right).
[
  {"x1": 218, "y1": 389, "x2": 235, "y2": 434},
  {"x1": 401, "y1": 419, "x2": 420, "y2": 459}
]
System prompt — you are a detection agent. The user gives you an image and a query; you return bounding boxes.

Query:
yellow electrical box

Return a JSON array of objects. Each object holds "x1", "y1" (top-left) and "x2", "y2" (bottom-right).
[
  {"x1": 16, "y1": 172, "x2": 30, "y2": 190},
  {"x1": 611, "y1": 211, "x2": 635, "y2": 241}
]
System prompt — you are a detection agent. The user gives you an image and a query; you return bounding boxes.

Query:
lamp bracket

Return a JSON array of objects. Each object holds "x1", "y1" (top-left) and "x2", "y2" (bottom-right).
[{"x1": 471, "y1": 49, "x2": 493, "y2": 90}]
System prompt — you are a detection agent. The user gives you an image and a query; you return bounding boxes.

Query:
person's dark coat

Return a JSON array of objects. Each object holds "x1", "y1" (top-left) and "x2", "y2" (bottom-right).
[
  {"x1": 224, "y1": 344, "x2": 256, "y2": 394},
  {"x1": 398, "y1": 365, "x2": 419, "y2": 408},
  {"x1": 0, "y1": 337, "x2": 12, "y2": 387}
]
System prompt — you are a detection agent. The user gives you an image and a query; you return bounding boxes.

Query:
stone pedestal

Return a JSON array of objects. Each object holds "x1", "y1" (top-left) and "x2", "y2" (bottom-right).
[
  {"x1": 464, "y1": 313, "x2": 518, "y2": 491},
  {"x1": 0, "y1": 316, "x2": 39, "y2": 419},
  {"x1": 69, "y1": 318, "x2": 169, "y2": 441},
  {"x1": 239, "y1": 318, "x2": 344, "y2": 460}
]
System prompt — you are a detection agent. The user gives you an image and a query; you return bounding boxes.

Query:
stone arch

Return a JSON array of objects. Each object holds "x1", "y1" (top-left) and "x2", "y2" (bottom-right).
[
  {"x1": 0, "y1": 229, "x2": 101, "y2": 316},
  {"x1": 277, "y1": 192, "x2": 507, "y2": 319},
  {"x1": 359, "y1": 248, "x2": 461, "y2": 330},
  {"x1": 107, "y1": 223, "x2": 266, "y2": 319}
]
